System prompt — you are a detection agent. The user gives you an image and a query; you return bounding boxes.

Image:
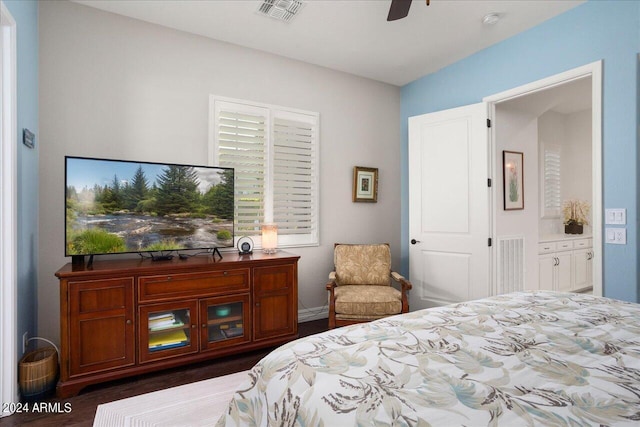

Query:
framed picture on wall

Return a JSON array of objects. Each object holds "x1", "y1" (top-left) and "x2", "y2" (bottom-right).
[
  {"x1": 353, "y1": 166, "x2": 378, "y2": 203},
  {"x1": 503, "y1": 151, "x2": 524, "y2": 210}
]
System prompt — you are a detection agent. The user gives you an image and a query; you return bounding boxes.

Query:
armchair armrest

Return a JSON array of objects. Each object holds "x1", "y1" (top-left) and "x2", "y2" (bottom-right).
[
  {"x1": 326, "y1": 271, "x2": 337, "y2": 290},
  {"x1": 391, "y1": 271, "x2": 412, "y2": 313},
  {"x1": 391, "y1": 271, "x2": 412, "y2": 290}
]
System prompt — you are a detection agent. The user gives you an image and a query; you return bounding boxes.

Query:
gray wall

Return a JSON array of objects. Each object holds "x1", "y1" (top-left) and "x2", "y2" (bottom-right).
[{"x1": 39, "y1": 1, "x2": 401, "y2": 344}]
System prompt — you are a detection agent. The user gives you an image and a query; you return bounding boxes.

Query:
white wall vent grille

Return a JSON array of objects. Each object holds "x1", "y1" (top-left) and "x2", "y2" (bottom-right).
[
  {"x1": 498, "y1": 236, "x2": 525, "y2": 294},
  {"x1": 257, "y1": 0, "x2": 304, "y2": 22}
]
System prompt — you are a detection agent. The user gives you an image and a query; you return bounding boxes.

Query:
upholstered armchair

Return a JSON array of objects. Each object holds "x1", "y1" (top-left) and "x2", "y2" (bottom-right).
[{"x1": 326, "y1": 243, "x2": 412, "y2": 329}]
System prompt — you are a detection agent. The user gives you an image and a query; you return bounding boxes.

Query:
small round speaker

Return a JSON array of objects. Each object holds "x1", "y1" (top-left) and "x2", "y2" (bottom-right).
[{"x1": 237, "y1": 236, "x2": 254, "y2": 255}]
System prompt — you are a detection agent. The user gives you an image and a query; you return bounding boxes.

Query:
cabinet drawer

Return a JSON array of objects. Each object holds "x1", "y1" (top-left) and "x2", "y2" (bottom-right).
[
  {"x1": 573, "y1": 238, "x2": 592, "y2": 248},
  {"x1": 70, "y1": 277, "x2": 134, "y2": 315},
  {"x1": 538, "y1": 242, "x2": 557, "y2": 254},
  {"x1": 556, "y1": 241, "x2": 574, "y2": 251},
  {"x1": 139, "y1": 269, "x2": 250, "y2": 303}
]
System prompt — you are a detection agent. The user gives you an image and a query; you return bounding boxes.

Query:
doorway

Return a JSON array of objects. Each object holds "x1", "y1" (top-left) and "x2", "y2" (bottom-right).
[
  {"x1": 486, "y1": 61, "x2": 602, "y2": 298},
  {"x1": 408, "y1": 62, "x2": 602, "y2": 310},
  {"x1": 0, "y1": 0, "x2": 18, "y2": 412}
]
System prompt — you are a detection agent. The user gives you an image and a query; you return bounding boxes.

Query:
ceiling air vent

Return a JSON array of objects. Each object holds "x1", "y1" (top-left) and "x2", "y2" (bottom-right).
[{"x1": 257, "y1": 0, "x2": 304, "y2": 22}]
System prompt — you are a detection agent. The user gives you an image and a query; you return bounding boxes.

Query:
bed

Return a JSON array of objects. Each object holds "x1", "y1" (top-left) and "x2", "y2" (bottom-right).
[{"x1": 217, "y1": 291, "x2": 640, "y2": 426}]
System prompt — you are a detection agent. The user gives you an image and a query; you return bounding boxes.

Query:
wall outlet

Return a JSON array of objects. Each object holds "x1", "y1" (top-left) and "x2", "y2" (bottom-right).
[
  {"x1": 605, "y1": 227, "x2": 626, "y2": 245},
  {"x1": 22, "y1": 332, "x2": 29, "y2": 354}
]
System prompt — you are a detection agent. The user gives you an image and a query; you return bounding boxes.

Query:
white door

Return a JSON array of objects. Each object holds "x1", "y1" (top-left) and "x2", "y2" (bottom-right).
[
  {"x1": 556, "y1": 251, "x2": 573, "y2": 292},
  {"x1": 409, "y1": 103, "x2": 490, "y2": 310},
  {"x1": 573, "y1": 248, "x2": 593, "y2": 291},
  {"x1": 538, "y1": 253, "x2": 556, "y2": 291}
]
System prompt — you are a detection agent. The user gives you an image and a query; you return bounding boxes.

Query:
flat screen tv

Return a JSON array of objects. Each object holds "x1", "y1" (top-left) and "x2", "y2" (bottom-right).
[{"x1": 65, "y1": 156, "x2": 234, "y2": 262}]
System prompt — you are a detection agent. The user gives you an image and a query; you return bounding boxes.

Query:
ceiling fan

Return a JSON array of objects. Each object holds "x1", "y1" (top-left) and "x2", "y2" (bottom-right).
[{"x1": 387, "y1": 0, "x2": 430, "y2": 22}]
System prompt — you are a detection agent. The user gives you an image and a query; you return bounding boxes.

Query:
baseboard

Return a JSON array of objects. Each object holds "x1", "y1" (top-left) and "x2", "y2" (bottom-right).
[{"x1": 298, "y1": 306, "x2": 328, "y2": 323}]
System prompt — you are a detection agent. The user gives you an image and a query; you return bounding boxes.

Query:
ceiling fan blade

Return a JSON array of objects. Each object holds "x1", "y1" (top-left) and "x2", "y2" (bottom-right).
[{"x1": 387, "y1": 0, "x2": 412, "y2": 21}]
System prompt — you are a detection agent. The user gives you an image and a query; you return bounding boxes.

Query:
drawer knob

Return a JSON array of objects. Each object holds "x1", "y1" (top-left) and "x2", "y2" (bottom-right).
[
  {"x1": 223, "y1": 271, "x2": 228, "y2": 276},
  {"x1": 126, "y1": 319, "x2": 132, "y2": 325},
  {"x1": 167, "y1": 276, "x2": 172, "y2": 281},
  {"x1": 202, "y1": 324, "x2": 206, "y2": 329},
  {"x1": 192, "y1": 324, "x2": 197, "y2": 329}
]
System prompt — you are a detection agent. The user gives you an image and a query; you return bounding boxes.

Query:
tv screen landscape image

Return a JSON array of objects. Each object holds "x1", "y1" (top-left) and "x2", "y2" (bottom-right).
[{"x1": 65, "y1": 156, "x2": 234, "y2": 257}]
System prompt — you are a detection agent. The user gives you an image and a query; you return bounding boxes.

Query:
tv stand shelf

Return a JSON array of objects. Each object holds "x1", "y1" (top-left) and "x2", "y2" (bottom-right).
[{"x1": 55, "y1": 251, "x2": 299, "y2": 397}]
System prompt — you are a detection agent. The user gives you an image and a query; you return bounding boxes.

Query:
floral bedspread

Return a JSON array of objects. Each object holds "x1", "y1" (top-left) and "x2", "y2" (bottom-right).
[{"x1": 217, "y1": 291, "x2": 640, "y2": 426}]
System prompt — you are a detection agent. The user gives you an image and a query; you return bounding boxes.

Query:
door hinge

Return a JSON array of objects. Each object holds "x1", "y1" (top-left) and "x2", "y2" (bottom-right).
[
  {"x1": 487, "y1": 118, "x2": 491, "y2": 128},
  {"x1": 487, "y1": 178, "x2": 492, "y2": 187},
  {"x1": 488, "y1": 238, "x2": 492, "y2": 247}
]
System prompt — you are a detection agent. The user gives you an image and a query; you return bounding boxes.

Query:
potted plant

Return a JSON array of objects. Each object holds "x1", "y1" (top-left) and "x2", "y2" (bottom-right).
[{"x1": 563, "y1": 199, "x2": 590, "y2": 234}]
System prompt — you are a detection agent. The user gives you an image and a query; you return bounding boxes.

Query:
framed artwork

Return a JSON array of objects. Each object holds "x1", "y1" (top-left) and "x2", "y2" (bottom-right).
[
  {"x1": 353, "y1": 166, "x2": 378, "y2": 203},
  {"x1": 503, "y1": 151, "x2": 524, "y2": 210}
]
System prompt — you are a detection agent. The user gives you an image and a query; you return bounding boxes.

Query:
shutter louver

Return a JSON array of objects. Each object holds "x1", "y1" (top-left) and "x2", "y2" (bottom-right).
[
  {"x1": 217, "y1": 109, "x2": 267, "y2": 235},
  {"x1": 212, "y1": 97, "x2": 319, "y2": 247},
  {"x1": 273, "y1": 117, "x2": 317, "y2": 236},
  {"x1": 543, "y1": 145, "x2": 561, "y2": 217}
]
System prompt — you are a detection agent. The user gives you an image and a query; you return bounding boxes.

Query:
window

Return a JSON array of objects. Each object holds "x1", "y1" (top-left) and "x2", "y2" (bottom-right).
[
  {"x1": 541, "y1": 144, "x2": 561, "y2": 218},
  {"x1": 210, "y1": 96, "x2": 319, "y2": 248}
]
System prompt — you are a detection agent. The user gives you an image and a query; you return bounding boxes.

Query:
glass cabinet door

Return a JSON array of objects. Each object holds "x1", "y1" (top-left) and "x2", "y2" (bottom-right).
[
  {"x1": 139, "y1": 301, "x2": 198, "y2": 363},
  {"x1": 201, "y1": 294, "x2": 250, "y2": 351}
]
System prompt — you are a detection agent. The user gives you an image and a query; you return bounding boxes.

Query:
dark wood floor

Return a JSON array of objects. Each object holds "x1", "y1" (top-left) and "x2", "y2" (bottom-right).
[{"x1": 0, "y1": 319, "x2": 327, "y2": 427}]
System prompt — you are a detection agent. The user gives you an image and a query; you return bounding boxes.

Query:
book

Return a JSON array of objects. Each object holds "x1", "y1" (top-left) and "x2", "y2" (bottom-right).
[
  {"x1": 149, "y1": 312, "x2": 175, "y2": 322},
  {"x1": 148, "y1": 312, "x2": 183, "y2": 330},
  {"x1": 149, "y1": 314, "x2": 175, "y2": 325},
  {"x1": 148, "y1": 329, "x2": 188, "y2": 349},
  {"x1": 149, "y1": 318, "x2": 177, "y2": 328},
  {"x1": 221, "y1": 327, "x2": 243, "y2": 338},
  {"x1": 149, "y1": 341, "x2": 188, "y2": 352},
  {"x1": 149, "y1": 319, "x2": 185, "y2": 332}
]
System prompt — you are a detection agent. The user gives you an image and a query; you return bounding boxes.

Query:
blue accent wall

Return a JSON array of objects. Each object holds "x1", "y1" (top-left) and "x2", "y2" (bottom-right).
[
  {"x1": 5, "y1": 0, "x2": 39, "y2": 354},
  {"x1": 400, "y1": 1, "x2": 640, "y2": 302}
]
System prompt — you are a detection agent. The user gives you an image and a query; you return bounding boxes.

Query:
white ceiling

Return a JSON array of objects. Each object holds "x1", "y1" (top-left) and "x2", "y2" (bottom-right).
[
  {"x1": 72, "y1": 0, "x2": 584, "y2": 86},
  {"x1": 501, "y1": 77, "x2": 592, "y2": 115}
]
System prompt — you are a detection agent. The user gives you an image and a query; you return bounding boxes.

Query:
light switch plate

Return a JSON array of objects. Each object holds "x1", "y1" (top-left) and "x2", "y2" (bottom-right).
[
  {"x1": 605, "y1": 208, "x2": 626, "y2": 225},
  {"x1": 605, "y1": 227, "x2": 626, "y2": 244}
]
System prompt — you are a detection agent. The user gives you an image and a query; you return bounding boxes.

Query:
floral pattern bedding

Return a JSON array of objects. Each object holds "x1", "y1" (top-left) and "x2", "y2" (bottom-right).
[{"x1": 217, "y1": 291, "x2": 640, "y2": 426}]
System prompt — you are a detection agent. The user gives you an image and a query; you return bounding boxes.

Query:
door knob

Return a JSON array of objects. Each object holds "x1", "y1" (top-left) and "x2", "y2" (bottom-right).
[{"x1": 411, "y1": 239, "x2": 420, "y2": 245}]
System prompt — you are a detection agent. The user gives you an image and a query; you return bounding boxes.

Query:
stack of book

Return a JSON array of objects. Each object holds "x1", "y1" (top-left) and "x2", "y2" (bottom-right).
[
  {"x1": 220, "y1": 322, "x2": 243, "y2": 338},
  {"x1": 148, "y1": 312, "x2": 184, "y2": 331},
  {"x1": 148, "y1": 329, "x2": 188, "y2": 351},
  {"x1": 148, "y1": 312, "x2": 188, "y2": 351}
]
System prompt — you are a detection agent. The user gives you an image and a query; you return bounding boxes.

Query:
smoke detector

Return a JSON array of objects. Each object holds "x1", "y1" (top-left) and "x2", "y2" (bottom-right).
[{"x1": 257, "y1": 0, "x2": 305, "y2": 23}]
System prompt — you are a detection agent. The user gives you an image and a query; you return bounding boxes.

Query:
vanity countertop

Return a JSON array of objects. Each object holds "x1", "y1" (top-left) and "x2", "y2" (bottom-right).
[{"x1": 539, "y1": 234, "x2": 593, "y2": 243}]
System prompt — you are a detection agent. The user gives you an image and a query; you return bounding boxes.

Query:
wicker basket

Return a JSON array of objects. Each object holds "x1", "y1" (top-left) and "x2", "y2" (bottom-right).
[{"x1": 18, "y1": 345, "x2": 58, "y2": 401}]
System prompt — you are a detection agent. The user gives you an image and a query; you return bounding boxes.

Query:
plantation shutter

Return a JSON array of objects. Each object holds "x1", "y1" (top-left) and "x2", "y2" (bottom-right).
[
  {"x1": 215, "y1": 102, "x2": 267, "y2": 235},
  {"x1": 211, "y1": 97, "x2": 319, "y2": 247},
  {"x1": 272, "y1": 112, "x2": 317, "y2": 240},
  {"x1": 542, "y1": 144, "x2": 561, "y2": 218}
]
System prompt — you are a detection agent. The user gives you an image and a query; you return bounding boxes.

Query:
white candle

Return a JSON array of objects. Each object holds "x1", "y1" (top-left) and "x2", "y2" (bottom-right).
[{"x1": 261, "y1": 224, "x2": 278, "y2": 254}]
